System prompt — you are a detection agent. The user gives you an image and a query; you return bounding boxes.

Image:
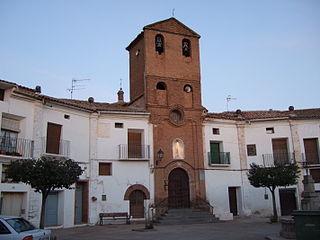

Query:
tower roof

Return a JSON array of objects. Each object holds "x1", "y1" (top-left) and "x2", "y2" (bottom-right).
[{"x1": 144, "y1": 17, "x2": 200, "y2": 38}]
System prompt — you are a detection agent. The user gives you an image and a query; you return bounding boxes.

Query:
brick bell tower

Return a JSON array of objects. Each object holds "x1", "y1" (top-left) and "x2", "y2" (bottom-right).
[{"x1": 126, "y1": 18, "x2": 206, "y2": 208}]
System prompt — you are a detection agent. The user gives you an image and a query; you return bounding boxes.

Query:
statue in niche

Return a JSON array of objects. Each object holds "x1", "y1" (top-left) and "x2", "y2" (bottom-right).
[{"x1": 173, "y1": 139, "x2": 184, "y2": 159}]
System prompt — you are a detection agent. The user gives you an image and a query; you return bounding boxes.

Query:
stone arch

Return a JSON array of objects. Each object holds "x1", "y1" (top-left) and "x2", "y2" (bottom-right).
[{"x1": 124, "y1": 184, "x2": 150, "y2": 200}]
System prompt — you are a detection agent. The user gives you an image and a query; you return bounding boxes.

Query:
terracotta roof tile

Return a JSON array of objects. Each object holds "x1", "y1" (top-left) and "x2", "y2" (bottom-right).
[
  {"x1": 207, "y1": 108, "x2": 320, "y2": 121},
  {"x1": 0, "y1": 79, "x2": 146, "y2": 113}
]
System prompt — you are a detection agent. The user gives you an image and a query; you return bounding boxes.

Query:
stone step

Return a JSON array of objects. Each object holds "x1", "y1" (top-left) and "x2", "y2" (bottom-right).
[{"x1": 156, "y1": 208, "x2": 220, "y2": 225}]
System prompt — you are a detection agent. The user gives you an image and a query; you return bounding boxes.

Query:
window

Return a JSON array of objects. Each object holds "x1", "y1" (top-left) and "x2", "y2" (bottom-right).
[
  {"x1": 156, "y1": 82, "x2": 166, "y2": 90},
  {"x1": 212, "y1": 128, "x2": 220, "y2": 135},
  {"x1": 0, "y1": 89, "x2": 4, "y2": 101},
  {"x1": 170, "y1": 109, "x2": 183, "y2": 124},
  {"x1": 128, "y1": 130, "x2": 142, "y2": 158},
  {"x1": 247, "y1": 144, "x2": 257, "y2": 156},
  {"x1": 64, "y1": 114, "x2": 70, "y2": 119},
  {"x1": 115, "y1": 122, "x2": 123, "y2": 128},
  {"x1": 46, "y1": 122, "x2": 62, "y2": 154},
  {"x1": 155, "y1": 34, "x2": 164, "y2": 54},
  {"x1": 266, "y1": 127, "x2": 274, "y2": 134},
  {"x1": 303, "y1": 138, "x2": 320, "y2": 164},
  {"x1": 183, "y1": 85, "x2": 192, "y2": 93},
  {"x1": 0, "y1": 221, "x2": 10, "y2": 234},
  {"x1": 209, "y1": 141, "x2": 230, "y2": 165},
  {"x1": 310, "y1": 169, "x2": 320, "y2": 183},
  {"x1": 182, "y1": 39, "x2": 191, "y2": 57},
  {"x1": 99, "y1": 163, "x2": 112, "y2": 176}
]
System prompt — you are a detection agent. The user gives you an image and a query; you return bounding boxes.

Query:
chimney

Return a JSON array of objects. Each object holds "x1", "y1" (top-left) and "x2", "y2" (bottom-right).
[
  {"x1": 88, "y1": 97, "x2": 94, "y2": 103},
  {"x1": 288, "y1": 106, "x2": 295, "y2": 111},
  {"x1": 35, "y1": 85, "x2": 41, "y2": 93},
  {"x1": 117, "y1": 88, "x2": 124, "y2": 103}
]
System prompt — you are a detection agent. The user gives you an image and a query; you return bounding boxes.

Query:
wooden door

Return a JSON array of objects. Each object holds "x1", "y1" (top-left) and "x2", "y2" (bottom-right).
[
  {"x1": 129, "y1": 190, "x2": 145, "y2": 218},
  {"x1": 210, "y1": 142, "x2": 220, "y2": 164},
  {"x1": 272, "y1": 138, "x2": 289, "y2": 164},
  {"x1": 228, "y1": 187, "x2": 238, "y2": 216},
  {"x1": 128, "y1": 131, "x2": 142, "y2": 158},
  {"x1": 74, "y1": 181, "x2": 89, "y2": 224},
  {"x1": 304, "y1": 139, "x2": 319, "y2": 164},
  {"x1": 279, "y1": 189, "x2": 297, "y2": 216},
  {"x1": 168, "y1": 168, "x2": 190, "y2": 208},
  {"x1": 46, "y1": 123, "x2": 62, "y2": 154}
]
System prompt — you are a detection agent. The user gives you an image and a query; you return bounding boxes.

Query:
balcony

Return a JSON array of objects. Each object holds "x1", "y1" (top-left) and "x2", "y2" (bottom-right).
[
  {"x1": 0, "y1": 136, "x2": 34, "y2": 158},
  {"x1": 208, "y1": 152, "x2": 230, "y2": 165},
  {"x1": 41, "y1": 137, "x2": 70, "y2": 157},
  {"x1": 301, "y1": 152, "x2": 320, "y2": 167},
  {"x1": 262, "y1": 153, "x2": 295, "y2": 167},
  {"x1": 118, "y1": 144, "x2": 150, "y2": 160}
]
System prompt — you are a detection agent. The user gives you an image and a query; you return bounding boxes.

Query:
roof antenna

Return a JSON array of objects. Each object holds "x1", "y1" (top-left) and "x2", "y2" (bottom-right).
[
  {"x1": 172, "y1": 8, "x2": 175, "y2": 17},
  {"x1": 120, "y1": 78, "x2": 123, "y2": 90},
  {"x1": 67, "y1": 78, "x2": 90, "y2": 99},
  {"x1": 226, "y1": 95, "x2": 237, "y2": 111}
]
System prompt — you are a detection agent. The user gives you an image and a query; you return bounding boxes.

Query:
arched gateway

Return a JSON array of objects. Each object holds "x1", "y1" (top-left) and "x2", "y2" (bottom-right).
[{"x1": 168, "y1": 168, "x2": 190, "y2": 208}]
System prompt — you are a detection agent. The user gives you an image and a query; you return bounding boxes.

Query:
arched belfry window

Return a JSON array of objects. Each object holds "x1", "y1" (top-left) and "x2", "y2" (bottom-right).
[
  {"x1": 155, "y1": 34, "x2": 164, "y2": 54},
  {"x1": 156, "y1": 82, "x2": 166, "y2": 90},
  {"x1": 172, "y1": 138, "x2": 185, "y2": 159},
  {"x1": 182, "y1": 39, "x2": 191, "y2": 57}
]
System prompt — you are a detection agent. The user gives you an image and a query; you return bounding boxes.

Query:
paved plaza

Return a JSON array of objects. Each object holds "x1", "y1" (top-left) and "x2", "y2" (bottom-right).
[{"x1": 52, "y1": 216, "x2": 282, "y2": 240}]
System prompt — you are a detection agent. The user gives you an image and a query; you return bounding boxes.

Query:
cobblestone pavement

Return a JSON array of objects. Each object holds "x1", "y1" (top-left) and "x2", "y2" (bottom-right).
[{"x1": 52, "y1": 216, "x2": 281, "y2": 240}]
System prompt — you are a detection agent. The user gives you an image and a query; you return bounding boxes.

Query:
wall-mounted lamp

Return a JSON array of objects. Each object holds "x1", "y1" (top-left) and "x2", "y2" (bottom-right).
[{"x1": 156, "y1": 149, "x2": 164, "y2": 165}]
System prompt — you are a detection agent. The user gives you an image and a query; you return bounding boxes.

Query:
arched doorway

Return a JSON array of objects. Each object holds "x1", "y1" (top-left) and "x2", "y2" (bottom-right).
[
  {"x1": 168, "y1": 168, "x2": 190, "y2": 208},
  {"x1": 129, "y1": 190, "x2": 145, "y2": 218}
]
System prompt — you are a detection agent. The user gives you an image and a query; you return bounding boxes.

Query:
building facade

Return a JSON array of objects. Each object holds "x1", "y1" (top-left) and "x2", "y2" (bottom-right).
[{"x1": 0, "y1": 18, "x2": 319, "y2": 228}]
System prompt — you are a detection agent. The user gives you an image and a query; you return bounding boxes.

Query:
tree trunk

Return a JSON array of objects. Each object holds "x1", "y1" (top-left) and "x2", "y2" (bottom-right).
[
  {"x1": 270, "y1": 189, "x2": 278, "y2": 222},
  {"x1": 39, "y1": 191, "x2": 49, "y2": 229}
]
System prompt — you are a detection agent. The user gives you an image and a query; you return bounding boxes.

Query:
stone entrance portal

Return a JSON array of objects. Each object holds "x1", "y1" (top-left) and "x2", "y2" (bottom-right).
[{"x1": 168, "y1": 168, "x2": 190, "y2": 208}]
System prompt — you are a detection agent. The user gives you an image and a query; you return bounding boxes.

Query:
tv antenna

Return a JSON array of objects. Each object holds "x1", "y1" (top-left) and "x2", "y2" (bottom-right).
[
  {"x1": 67, "y1": 78, "x2": 90, "y2": 99},
  {"x1": 226, "y1": 95, "x2": 237, "y2": 111},
  {"x1": 172, "y1": 8, "x2": 175, "y2": 17}
]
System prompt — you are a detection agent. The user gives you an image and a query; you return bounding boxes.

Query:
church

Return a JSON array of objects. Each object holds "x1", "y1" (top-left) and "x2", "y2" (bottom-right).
[{"x1": 0, "y1": 18, "x2": 319, "y2": 228}]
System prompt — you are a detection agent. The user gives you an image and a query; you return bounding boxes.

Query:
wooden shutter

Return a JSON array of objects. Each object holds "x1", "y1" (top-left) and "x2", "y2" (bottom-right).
[
  {"x1": 304, "y1": 139, "x2": 319, "y2": 164},
  {"x1": 272, "y1": 138, "x2": 289, "y2": 164},
  {"x1": 99, "y1": 163, "x2": 111, "y2": 176},
  {"x1": 128, "y1": 131, "x2": 142, "y2": 158},
  {"x1": 46, "y1": 123, "x2": 61, "y2": 154},
  {"x1": 210, "y1": 142, "x2": 220, "y2": 164}
]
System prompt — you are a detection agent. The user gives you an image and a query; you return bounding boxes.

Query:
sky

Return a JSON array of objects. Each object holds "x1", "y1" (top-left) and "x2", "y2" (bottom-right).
[{"x1": 0, "y1": 0, "x2": 319, "y2": 112}]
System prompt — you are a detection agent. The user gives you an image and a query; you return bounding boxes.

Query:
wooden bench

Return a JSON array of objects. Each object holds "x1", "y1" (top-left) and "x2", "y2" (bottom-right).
[{"x1": 99, "y1": 212, "x2": 130, "y2": 225}]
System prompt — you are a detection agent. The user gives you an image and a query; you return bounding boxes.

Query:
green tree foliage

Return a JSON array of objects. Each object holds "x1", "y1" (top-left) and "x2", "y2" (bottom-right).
[
  {"x1": 7, "y1": 156, "x2": 83, "y2": 228},
  {"x1": 247, "y1": 163, "x2": 300, "y2": 221}
]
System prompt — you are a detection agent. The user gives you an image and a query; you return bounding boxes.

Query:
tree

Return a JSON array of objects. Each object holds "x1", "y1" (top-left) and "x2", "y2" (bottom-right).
[
  {"x1": 7, "y1": 156, "x2": 83, "y2": 228},
  {"x1": 247, "y1": 163, "x2": 300, "y2": 222}
]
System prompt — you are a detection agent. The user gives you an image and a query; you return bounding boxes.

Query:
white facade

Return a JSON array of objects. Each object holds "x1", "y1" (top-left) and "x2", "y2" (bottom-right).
[{"x1": 203, "y1": 115, "x2": 320, "y2": 220}]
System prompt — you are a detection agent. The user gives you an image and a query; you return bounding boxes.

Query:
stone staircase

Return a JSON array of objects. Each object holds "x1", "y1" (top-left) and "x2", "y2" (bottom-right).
[{"x1": 155, "y1": 208, "x2": 220, "y2": 225}]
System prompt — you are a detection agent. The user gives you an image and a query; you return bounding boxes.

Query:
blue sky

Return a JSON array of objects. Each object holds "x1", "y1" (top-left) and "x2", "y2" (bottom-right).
[{"x1": 0, "y1": 0, "x2": 319, "y2": 112}]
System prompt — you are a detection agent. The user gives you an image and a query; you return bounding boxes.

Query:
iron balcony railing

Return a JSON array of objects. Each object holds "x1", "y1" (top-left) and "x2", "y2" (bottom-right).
[
  {"x1": 118, "y1": 144, "x2": 150, "y2": 160},
  {"x1": 41, "y1": 137, "x2": 70, "y2": 157},
  {"x1": 262, "y1": 152, "x2": 295, "y2": 167},
  {"x1": 208, "y1": 152, "x2": 230, "y2": 165},
  {"x1": 0, "y1": 136, "x2": 34, "y2": 158},
  {"x1": 301, "y1": 152, "x2": 320, "y2": 167}
]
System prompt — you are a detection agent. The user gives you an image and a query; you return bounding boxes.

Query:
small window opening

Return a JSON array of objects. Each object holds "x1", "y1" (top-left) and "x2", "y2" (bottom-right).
[
  {"x1": 0, "y1": 89, "x2": 4, "y2": 101},
  {"x1": 182, "y1": 39, "x2": 191, "y2": 57},
  {"x1": 156, "y1": 82, "x2": 166, "y2": 90},
  {"x1": 266, "y1": 127, "x2": 275, "y2": 134},
  {"x1": 115, "y1": 122, "x2": 124, "y2": 128},
  {"x1": 212, "y1": 128, "x2": 220, "y2": 135},
  {"x1": 64, "y1": 114, "x2": 70, "y2": 119},
  {"x1": 155, "y1": 34, "x2": 164, "y2": 54},
  {"x1": 99, "y1": 163, "x2": 112, "y2": 176},
  {"x1": 247, "y1": 144, "x2": 257, "y2": 156},
  {"x1": 184, "y1": 85, "x2": 192, "y2": 93}
]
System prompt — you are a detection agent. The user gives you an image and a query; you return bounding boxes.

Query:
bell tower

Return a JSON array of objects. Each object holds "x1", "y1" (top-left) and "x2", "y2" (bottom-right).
[{"x1": 127, "y1": 18, "x2": 206, "y2": 208}]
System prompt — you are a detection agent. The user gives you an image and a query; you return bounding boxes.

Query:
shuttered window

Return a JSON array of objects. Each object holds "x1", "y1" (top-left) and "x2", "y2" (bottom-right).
[
  {"x1": 46, "y1": 122, "x2": 62, "y2": 154},
  {"x1": 1, "y1": 117, "x2": 19, "y2": 132},
  {"x1": 99, "y1": 163, "x2": 112, "y2": 176}
]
